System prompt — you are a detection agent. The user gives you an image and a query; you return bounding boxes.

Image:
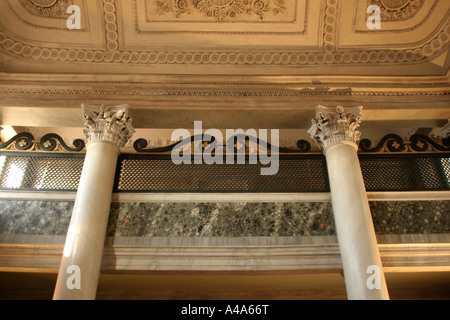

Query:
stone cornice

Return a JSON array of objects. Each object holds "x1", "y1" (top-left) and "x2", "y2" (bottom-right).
[
  {"x1": 0, "y1": 73, "x2": 448, "y2": 129},
  {"x1": 0, "y1": 73, "x2": 449, "y2": 93},
  {"x1": 1, "y1": 73, "x2": 448, "y2": 120}
]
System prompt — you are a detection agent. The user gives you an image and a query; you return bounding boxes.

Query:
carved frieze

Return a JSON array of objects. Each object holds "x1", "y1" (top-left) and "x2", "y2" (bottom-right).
[
  {"x1": 308, "y1": 105, "x2": 363, "y2": 150},
  {"x1": 155, "y1": 0, "x2": 286, "y2": 20},
  {"x1": 82, "y1": 104, "x2": 135, "y2": 147}
]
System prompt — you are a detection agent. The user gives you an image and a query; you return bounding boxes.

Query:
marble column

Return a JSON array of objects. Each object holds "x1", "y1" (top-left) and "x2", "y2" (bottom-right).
[
  {"x1": 53, "y1": 104, "x2": 134, "y2": 300},
  {"x1": 308, "y1": 105, "x2": 389, "y2": 300}
]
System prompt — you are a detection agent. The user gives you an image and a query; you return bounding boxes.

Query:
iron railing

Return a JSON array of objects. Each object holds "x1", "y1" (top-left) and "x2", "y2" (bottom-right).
[
  {"x1": 0, "y1": 132, "x2": 448, "y2": 193},
  {"x1": 0, "y1": 152, "x2": 448, "y2": 193}
]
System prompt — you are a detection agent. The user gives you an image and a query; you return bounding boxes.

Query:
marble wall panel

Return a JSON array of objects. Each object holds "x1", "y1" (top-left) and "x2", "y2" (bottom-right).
[
  {"x1": 107, "y1": 202, "x2": 335, "y2": 237},
  {"x1": 370, "y1": 201, "x2": 449, "y2": 234},
  {"x1": 0, "y1": 199, "x2": 448, "y2": 237},
  {"x1": 0, "y1": 200, "x2": 72, "y2": 235}
]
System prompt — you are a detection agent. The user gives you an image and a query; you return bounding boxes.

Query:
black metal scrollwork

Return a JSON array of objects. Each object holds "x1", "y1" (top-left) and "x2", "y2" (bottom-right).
[
  {"x1": 0, "y1": 132, "x2": 35, "y2": 151},
  {"x1": 38, "y1": 133, "x2": 85, "y2": 152},
  {"x1": 360, "y1": 133, "x2": 450, "y2": 153},
  {"x1": 409, "y1": 134, "x2": 450, "y2": 152},
  {"x1": 295, "y1": 140, "x2": 312, "y2": 153},
  {"x1": 0, "y1": 132, "x2": 85, "y2": 152},
  {"x1": 133, "y1": 134, "x2": 215, "y2": 153},
  {"x1": 443, "y1": 136, "x2": 450, "y2": 147},
  {"x1": 133, "y1": 134, "x2": 312, "y2": 154},
  {"x1": 359, "y1": 134, "x2": 405, "y2": 153}
]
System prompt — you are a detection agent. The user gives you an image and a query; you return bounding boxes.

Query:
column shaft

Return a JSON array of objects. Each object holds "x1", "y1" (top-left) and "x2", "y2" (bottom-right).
[
  {"x1": 53, "y1": 104, "x2": 134, "y2": 300},
  {"x1": 309, "y1": 105, "x2": 389, "y2": 300},
  {"x1": 325, "y1": 141, "x2": 389, "y2": 299},
  {"x1": 53, "y1": 141, "x2": 119, "y2": 300}
]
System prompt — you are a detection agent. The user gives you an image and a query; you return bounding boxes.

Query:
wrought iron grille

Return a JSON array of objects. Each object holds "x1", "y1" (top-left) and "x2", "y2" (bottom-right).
[
  {"x1": 360, "y1": 154, "x2": 450, "y2": 191},
  {"x1": 0, "y1": 151, "x2": 449, "y2": 193},
  {"x1": 0, "y1": 152, "x2": 85, "y2": 191},
  {"x1": 114, "y1": 155, "x2": 330, "y2": 193}
]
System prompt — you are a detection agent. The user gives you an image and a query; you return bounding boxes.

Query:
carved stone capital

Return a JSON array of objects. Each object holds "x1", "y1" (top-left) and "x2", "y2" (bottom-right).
[
  {"x1": 308, "y1": 105, "x2": 363, "y2": 150},
  {"x1": 82, "y1": 104, "x2": 135, "y2": 148}
]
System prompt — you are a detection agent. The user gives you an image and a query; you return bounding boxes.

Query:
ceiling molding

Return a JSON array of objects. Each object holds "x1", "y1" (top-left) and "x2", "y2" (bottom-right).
[
  {"x1": 0, "y1": 0, "x2": 448, "y2": 75},
  {"x1": 0, "y1": 73, "x2": 448, "y2": 114}
]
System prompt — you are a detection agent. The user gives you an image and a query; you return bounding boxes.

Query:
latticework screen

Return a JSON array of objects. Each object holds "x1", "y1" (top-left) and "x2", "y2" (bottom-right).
[
  {"x1": 0, "y1": 152, "x2": 449, "y2": 193},
  {"x1": 359, "y1": 154, "x2": 450, "y2": 191},
  {"x1": 115, "y1": 155, "x2": 330, "y2": 193},
  {"x1": 0, "y1": 152, "x2": 85, "y2": 191}
]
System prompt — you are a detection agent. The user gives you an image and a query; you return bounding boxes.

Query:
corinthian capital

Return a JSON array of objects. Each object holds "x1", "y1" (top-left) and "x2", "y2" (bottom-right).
[
  {"x1": 82, "y1": 104, "x2": 135, "y2": 147},
  {"x1": 308, "y1": 105, "x2": 363, "y2": 150}
]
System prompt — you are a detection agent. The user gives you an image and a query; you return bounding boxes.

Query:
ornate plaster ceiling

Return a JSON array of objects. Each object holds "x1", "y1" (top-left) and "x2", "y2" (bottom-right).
[
  {"x1": 0, "y1": 0, "x2": 448, "y2": 75},
  {"x1": 0, "y1": 0, "x2": 448, "y2": 134}
]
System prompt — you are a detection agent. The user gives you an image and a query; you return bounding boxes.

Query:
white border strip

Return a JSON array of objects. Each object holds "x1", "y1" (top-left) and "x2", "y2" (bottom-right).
[
  {"x1": 112, "y1": 193, "x2": 332, "y2": 203},
  {"x1": 1, "y1": 235, "x2": 449, "y2": 273},
  {"x1": 0, "y1": 191, "x2": 449, "y2": 202}
]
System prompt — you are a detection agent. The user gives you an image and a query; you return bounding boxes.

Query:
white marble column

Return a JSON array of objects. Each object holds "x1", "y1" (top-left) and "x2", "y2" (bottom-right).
[
  {"x1": 308, "y1": 105, "x2": 389, "y2": 300},
  {"x1": 53, "y1": 104, "x2": 134, "y2": 300}
]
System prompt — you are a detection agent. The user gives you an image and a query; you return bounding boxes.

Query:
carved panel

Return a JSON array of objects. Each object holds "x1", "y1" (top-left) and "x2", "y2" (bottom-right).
[
  {"x1": 136, "y1": 0, "x2": 305, "y2": 36},
  {"x1": 19, "y1": 0, "x2": 72, "y2": 18},
  {"x1": 153, "y1": 0, "x2": 288, "y2": 21},
  {"x1": 0, "y1": 0, "x2": 448, "y2": 74},
  {"x1": 368, "y1": 0, "x2": 426, "y2": 22},
  {"x1": 340, "y1": 0, "x2": 448, "y2": 55}
]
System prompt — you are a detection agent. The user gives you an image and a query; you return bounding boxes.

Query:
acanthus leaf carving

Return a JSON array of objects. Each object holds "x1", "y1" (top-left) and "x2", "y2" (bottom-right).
[
  {"x1": 82, "y1": 104, "x2": 135, "y2": 148},
  {"x1": 369, "y1": 0, "x2": 425, "y2": 22},
  {"x1": 156, "y1": 0, "x2": 286, "y2": 21},
  {"x1": 19, "y1": 0, "x2": 72, "y2": 18},
  {"x1": 308, "y1": 105, "x2": 363, "y2": 150}
]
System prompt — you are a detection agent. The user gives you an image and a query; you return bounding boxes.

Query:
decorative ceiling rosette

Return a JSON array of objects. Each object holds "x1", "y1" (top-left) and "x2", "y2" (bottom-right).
[
  {"x1": 369, "y1": 0, "x2": 426, "y2": 21},
  {"x1": 30, "y1": 0, "x2": 58, "y2": 7},
  {"x1": 19, "y1": 0, "x2": 71, "y2": 18}
]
